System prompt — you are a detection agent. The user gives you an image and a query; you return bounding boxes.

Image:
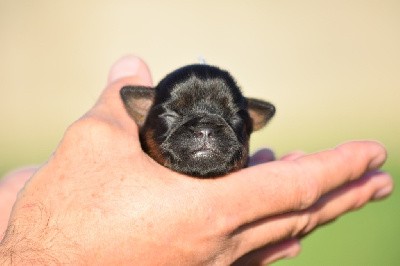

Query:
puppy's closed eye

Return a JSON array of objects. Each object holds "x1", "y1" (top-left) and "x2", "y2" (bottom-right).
[
  {"x1": 160, "y1": 111, "x2": 180, "y2": 124},
  {"x1": 121, "y1": 64, "x2": 275, "y2": 178}
]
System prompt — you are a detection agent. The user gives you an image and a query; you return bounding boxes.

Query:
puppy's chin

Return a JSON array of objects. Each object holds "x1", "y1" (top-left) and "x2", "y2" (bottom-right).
[
  {"x1": 169, "y1": 152, "x2": 242, "y2": 177},
  {"x1": 161, "y1": 138, "x2": 246, "y2": 178}
]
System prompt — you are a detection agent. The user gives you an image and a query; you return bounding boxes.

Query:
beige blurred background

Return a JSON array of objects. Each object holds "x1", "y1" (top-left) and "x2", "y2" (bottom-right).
[{"x1": 1, "y1": 1, "x2": 399, "y2": 265}]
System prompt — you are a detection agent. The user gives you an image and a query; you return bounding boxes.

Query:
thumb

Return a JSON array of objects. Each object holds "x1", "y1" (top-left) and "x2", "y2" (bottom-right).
[
  {"x1": 107, "y1": 55, "x2": 153, "y2": 86},
  {"x1": 86, "y1": 55, "x2": 153, "y2": 131}
]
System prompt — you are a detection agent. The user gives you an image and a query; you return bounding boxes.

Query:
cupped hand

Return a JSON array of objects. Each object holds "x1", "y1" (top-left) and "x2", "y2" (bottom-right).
[{"x1": 0, "y1": 56, "x2": 393, "y2": 265}]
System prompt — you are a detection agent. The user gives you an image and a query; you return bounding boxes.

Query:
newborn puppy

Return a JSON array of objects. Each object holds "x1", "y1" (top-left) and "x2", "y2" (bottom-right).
[{"x1": 120, "y1": 64, "x2": 275, "y2": 178}]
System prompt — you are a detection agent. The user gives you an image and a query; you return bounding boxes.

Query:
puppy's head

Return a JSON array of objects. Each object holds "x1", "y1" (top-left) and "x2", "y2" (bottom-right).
[{"x1": 120, "y1": 65, "x2": 275, "y2": 178}]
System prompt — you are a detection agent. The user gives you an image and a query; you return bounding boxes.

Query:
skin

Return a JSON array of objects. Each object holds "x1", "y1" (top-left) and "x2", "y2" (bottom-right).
[{"x1": 0, "y1": 55, "x2": 393, "y2": 265}]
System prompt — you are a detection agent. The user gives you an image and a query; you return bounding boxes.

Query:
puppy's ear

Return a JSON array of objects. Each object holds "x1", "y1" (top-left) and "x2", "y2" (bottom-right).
[
  {"x1": 246, "y1": 98, "x2": 276, "y2": 131},
  {"x1": 120, "y1": 86, "x2": 155, "y2": 127}
]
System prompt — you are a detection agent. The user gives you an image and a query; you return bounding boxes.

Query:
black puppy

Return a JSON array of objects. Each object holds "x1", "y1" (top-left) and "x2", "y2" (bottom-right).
[{"x1": 120, "y1": 64, "x2": 275, "y2": 178}]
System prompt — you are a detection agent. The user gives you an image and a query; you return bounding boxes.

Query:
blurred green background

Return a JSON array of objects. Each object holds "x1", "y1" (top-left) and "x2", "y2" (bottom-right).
[{"x1": 1, "y1": 1, "x2": 399, "y2": 264}]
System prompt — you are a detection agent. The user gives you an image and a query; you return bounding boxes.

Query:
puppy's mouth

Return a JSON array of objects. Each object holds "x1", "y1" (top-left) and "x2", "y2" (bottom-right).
[{"x1": 192, "y1": 146, "x2": 216, "y2": 158}]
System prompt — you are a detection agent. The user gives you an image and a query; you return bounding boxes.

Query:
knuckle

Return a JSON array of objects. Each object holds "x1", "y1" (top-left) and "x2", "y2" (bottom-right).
[
  {"x1": 350, "y1": 188, "x2": 370, "y2": 210},
  {"x1": 57, "y1": 116, "x2": 119, "y2": 157},
  {"x1": 69, "y1": 116, "x2": 111, "y2": 135},
  {"x1": 64, "y1": 116, "x2": 116, "y2": 143},
  {"x1": 352, "y1": 198, "x2": 366, "y2": 210},
  {"x1": 295, "y1": 171, "x2": 320, "y2": 210},
  {"x1": 335, "y1": 145, "x2": 357, "y2": 177},
  {"x1": 293, "y1": 211, "x2": 313, "y2": 236}
]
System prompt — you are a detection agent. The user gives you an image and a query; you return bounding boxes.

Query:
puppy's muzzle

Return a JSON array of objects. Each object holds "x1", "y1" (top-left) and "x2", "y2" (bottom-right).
[
  {"x1": 187, "y1": 116, "x2": 229, "y2": 155},
  {"x1": 191, "y1": 124, "x2": 219, "y2": 157}
]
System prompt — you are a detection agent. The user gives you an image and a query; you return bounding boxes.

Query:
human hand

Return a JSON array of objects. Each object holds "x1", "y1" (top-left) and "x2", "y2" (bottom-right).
[{"x1": 0, "y1": 56, "x2": 393, "y2": 265}]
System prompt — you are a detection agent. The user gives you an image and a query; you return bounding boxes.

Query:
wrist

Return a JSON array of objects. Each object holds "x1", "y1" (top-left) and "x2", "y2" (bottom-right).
[
  {"x1": 0, "y1": 229, "x2": 64, "y2": 265},
  {"x1": 0, "y1": 210, "x2": 81, "y2": 265}
]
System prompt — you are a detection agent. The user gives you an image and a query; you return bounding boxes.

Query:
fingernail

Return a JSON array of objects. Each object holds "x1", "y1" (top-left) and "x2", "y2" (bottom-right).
[
  {"x1": 107, "y1": 55, "x2": 142, "y2": 84},
  {"x1": 370, "y1": 171, "x2": 394, "y2": 200},
  {"x1": 373, "y1": 185, "x2": 393, "y2": 200},
  {"x1": 367, "y1": 144, "x2": 387, "y2": 171}
]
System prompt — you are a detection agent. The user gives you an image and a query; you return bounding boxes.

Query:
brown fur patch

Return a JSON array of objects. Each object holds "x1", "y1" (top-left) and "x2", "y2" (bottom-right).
[
  {"x1": 143, "y1": 128, "x2": 167, "y2": 166},
  {"x1": 231, "y1": 142, "x2": 250, "y2": 172}
]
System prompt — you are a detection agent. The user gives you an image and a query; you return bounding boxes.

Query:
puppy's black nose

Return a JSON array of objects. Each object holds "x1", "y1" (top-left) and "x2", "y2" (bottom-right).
[{"x1": 194, "y1": 127, "x2": 214, "y2": 139}]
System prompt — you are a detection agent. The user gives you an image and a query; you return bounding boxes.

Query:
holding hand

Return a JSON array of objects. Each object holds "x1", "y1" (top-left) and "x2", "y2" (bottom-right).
[{"x1": 0, "y1": 56, "x2": 393, "y2": 265}]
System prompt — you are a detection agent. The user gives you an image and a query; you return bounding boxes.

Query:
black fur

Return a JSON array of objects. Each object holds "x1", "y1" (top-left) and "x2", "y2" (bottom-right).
[{"x1": 120, "y1": 65, "x2": 275, "y2": 178}]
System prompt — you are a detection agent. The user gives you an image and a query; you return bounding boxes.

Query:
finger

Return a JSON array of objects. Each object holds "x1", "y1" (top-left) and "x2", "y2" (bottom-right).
[
  {"x1": 280, "y1": 151, "x2": 306, "y2": 161},
  {"x1": 249, "y1": 149, "x2": 275, "y2": 166},
  {"x1": 52, "y1": 56, "x2": 154, "y2": 167},
  {"x1": 299, "y1": 170, "x2": 393, "y2": 235},
  {"x1": 232, "y1": 239, "x2": 301, "y2": 266},
  {"x1": 0, "y1": 166, "x2": 38, "y2": 238},
  {"x1": 107, "y1": 54, "x2": 153, "y2": 86},
  {"x1": 86, "y1": 55, "x2": 153, "y2": 132},
  {"x1": 229, "y1": 169, "x2": 392, "y2": 257},
  {"x1": 211, "y1": 141, "x2": 387, "y2": 228}
]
